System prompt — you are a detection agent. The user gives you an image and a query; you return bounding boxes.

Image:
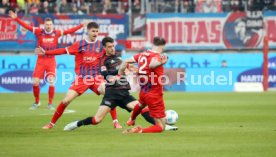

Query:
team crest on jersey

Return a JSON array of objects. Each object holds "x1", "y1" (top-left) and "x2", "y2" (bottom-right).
[
  {"x1": 101, "y1": 66, "x2": 107, "y2": 71},
  {"x1": 223, "y1": 11, "x2": 263, "y2": 49},
  {"x1": 96, "y1": 48, "x2": 100, "y2": 53}
]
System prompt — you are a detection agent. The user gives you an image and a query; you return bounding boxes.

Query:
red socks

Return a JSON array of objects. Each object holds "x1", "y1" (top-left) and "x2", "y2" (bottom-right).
[
  {"x1": 110, "y1": 108, "x2": 118, "y2": 121},
  {"x1": 48, "y1": 86, "x2": 55, "y2": 104},
  {"x1": 33, "y1": 85, "x2": 55, "y2": 104},
  {"x1": 33, "y1": 85, "x2": 40, "y2": 103},
  {"x1": 51, "y1": 102, "x2": 67, "y2": 124},
  {"x1": 141, "y1": 107, "x2": 149, "y2": 114},
  {"x1": 142, "y1": 124, "x2": 163, "y2": 133},
  {"x1": 131, "y1": 104, "x2": 143, "y2": 120},
  {"x1": 91, "y1": 117, "x2": 98, "y2": 125}
]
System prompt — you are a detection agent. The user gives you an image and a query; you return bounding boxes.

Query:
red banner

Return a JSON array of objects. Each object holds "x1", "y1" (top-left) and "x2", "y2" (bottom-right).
[{"x1": 146, "y1": 12, "x2": 276, "y2": 50}]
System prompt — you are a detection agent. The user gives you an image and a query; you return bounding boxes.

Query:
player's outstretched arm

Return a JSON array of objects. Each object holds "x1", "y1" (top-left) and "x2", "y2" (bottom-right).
[
  {"x1": 9, "y1": 10, "x2": 33, "y2": 32},
  {"x1": 46, "y1": 48, "x2": 67, "y2": 55},
  {"x1": 35, "y1": 47, "x2": 66, "y2": 55},
  {"x1": 149, "y1": 54, "x2": 168, "y2": 69},
  {"x1": 118, "y1": 58, "x2": 136, "y2": 75},
  {"x1": 62, "y1": 21, "x2": 88, "y2": 35}
]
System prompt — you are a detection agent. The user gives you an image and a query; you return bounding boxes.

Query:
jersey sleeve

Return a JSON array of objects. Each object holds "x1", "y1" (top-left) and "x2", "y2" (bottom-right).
[
  {"x1": 100, "y1": 56, "x2": 108, "y2": 80},
  {"x1": 154, "y1": 53, "x2": 162, "y2": 62},
  {"x1": 62, "y1": 24, "x2": 83, "y2": 35},
  {"x1": 14, "y1": 17, "x2": 34, "y2": 32},
  {"x1": 33, "y1": 27, "x2": 42, "y2": 36},
  {"x1": 55, "y1": 30, "x2": 62, "y2": 37},
  {"x1": 45, "y1": 48, "x2": 66, "y2": 55},
  {"x1": 65, "y1": 41, "x2": 81, "y2": 55}
]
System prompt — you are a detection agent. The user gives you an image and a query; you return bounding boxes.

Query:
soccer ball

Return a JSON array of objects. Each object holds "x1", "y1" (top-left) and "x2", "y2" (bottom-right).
[{"x1": 165, "y1": 110, "x2": 178, "y2": 125}]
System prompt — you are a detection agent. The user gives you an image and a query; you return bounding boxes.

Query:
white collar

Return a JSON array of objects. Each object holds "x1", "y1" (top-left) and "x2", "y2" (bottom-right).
[
  {"x1": 147, "y1": 49, "x2": 158, "y2": 53},
  {"x1": 85, "y1": 38, "x2": 98, "y2": 43},
  {"x1": 44, "y1": 29, "x2": 53, "y2": 34}
]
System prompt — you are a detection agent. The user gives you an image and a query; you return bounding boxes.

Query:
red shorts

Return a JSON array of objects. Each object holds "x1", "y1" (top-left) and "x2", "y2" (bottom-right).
[
  {"x1": 139, "y1": 93, "x2": 166, "y2": 118},
  {"x1": 33, "y1": 59, "x2": 56, "y2": 79},
  {"x1": 69, "y1": 75, "x2": 105, "y2": 95}
]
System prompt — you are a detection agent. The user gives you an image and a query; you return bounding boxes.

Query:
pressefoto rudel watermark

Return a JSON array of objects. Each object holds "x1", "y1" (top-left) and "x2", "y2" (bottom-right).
[{"x1": 43, "y1": 71, "x2": 233, "y2": 86}]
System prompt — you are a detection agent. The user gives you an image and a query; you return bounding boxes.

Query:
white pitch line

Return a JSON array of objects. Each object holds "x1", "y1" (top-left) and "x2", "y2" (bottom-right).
[
  {"x1": 0, "y1": 115, "x2": 15, "y2": 118},
  {"x1": 0, "y1": 109, "x2": 76, "y2": 117},
  {"x1": 39, "y1": 109, "x2": 76, "y2": 116}
]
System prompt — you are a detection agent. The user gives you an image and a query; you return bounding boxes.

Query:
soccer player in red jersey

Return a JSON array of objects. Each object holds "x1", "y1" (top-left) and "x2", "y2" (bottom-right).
[
  {"x1": 35, "y1": 22, "x2": 122, "y2": 129},
  {"x1": 8, "y1": 10, "x2": 86, "y2": 110},
  {"x1": 119, "y1": 37, "x2": 169, "y2": 133}
]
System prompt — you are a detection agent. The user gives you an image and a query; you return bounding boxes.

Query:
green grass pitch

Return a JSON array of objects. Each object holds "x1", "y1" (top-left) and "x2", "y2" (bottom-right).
[{"x1": 0, "y1": 92, "x2": 275, "y2": 157}]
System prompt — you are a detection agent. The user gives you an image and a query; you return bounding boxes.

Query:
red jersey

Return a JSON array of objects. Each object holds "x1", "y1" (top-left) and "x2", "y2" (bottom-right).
[
  {"x1": 34, "y1": 28, "x2": 62, "y2": 59},
  {"x1": 65, "y1": 39, "x2": 104, "y2": 77},
  {"x1": 132, "y1": 50, "x2": 164, "y2": 95},
  {"x1": 14, "y1": 17, "x2": 83, "y2": 60}
]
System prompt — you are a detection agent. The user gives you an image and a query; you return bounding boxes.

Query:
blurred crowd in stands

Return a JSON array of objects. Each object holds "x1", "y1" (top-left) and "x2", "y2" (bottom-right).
[{"x1": 1, "y1": 0, "x2": 276, "y2": 15}]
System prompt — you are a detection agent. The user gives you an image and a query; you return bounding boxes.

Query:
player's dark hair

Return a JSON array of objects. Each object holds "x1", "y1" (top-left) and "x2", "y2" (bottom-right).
[
  {"x1": 153, "y1": 37, "x2": 166, "y2": 46},
  {"x1": 44, "y1": 18, "x2": 53, "y2": 22},
  {"x1": 87, "y1": 22, "x2": 99, "y2": 30},
  {"x1": 102, "y1": 36, "x2": 114, "y2": 46}
]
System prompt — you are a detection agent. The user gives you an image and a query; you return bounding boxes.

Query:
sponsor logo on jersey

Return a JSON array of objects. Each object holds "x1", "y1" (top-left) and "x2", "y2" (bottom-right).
[
  {"x1": 42, "y1": 38, "x2": 55, "y2": 44},
  {"x1": 83, "y1": 56, "x2": 97, "y2": 63}
]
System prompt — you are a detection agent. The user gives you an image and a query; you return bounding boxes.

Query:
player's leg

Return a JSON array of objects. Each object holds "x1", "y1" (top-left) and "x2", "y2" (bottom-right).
[
  {"x1": 64, "y1": 105, "x2": 111, "y2": 131},
  {"x1": 141, "y1": 117, "x2": 166, "y2": 133},
  {"x1": 31, "y1": 77, "x2": 41, "y2": 109},
  {"x1": 127, "y1": 100, "x2": 146, "y2": 125},
  {"x1": 126, "y1": 100, "x2": 177, "y2": 131},
  {"x1": 140, "y1": 97, "x2": 166, "y2": 133},
  {"x1": 31, "y1": 62, "x2": 44, "y2": 109},
  {"x1": 47, "y1": 75, "x2": 55, "y2": 110},
  {"x1": 123, "y1": 96, "x2": 167, "y2": 133},
  {"x1": 91, "y1": 78, "x2": 122, "y2": 128},
  {"x1": 123, "y1": 117, "x2": 166, "y2": 134},
  {"x1": 52, "y1": 89, "x2": 79, "y2": 123},
  {"x1": 96, "y1": 81, "x2": 105, "y2": 95},
  {"x1": 42, "y1": 89, "x2": 79, "y2": 129},
  {"x1": 45, "y1": 63, "x2": 56, "y2": 110},
  {"x1": 109, "y1": 108, "x2": 122, "y2": 128},
  {"x1": 126, "y1": 100, "x2": 155, "y2": 125}
]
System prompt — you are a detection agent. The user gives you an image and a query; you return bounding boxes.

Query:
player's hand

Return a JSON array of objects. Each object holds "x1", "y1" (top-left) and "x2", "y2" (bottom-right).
[
  {"x1": 124, "y1": 68, "x2": 130, "y2": 76},
  {"x1": 107, "y1": 75, "x2": 117, "y2": 83},
  {"x1": 35, "y1": 47, "x2": 46, "y2": 55},
  {"x1": 160, "y1": 53, "x2": 168, "y2": 64},
  {"x1": 8, "y1": 10, "x2": 17, "y2": 19}
]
